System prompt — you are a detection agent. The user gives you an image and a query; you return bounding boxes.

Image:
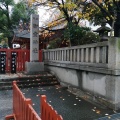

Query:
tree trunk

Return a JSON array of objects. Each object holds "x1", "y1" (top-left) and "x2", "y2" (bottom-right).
[
  {"x1": 114, "y1": 12, "x2": 120, "y2": 37},
  {"x1": 8, "y1": 37, "x2": 13, "y2": 48},
  {"x1": 114, "y1": 23, "x2": 120, "y2": 37}
]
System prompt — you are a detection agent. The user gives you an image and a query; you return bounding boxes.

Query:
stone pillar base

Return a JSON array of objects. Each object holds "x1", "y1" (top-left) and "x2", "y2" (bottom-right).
[{"x1": 25, "y1": 62, "x2": 44, "y2": 74}]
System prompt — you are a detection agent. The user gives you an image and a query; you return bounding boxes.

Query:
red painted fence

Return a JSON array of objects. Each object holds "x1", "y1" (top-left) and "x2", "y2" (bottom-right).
[
  {"x1": 5, "y1": 81, "x2": 41, "y2": 120},
  {"x1": 5, "y1": 81, "x2": 63, "y2": 120},
  {"x1": 0, "y1": 49, "x2": 43, "y2": 72},
  {"x1": 41, "y1": 95, "x2": 63, "y2": 120}
]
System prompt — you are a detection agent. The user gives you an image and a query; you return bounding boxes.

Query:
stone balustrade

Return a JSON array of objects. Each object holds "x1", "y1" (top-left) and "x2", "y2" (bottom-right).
[{"x1": 43, "y1": 37, "x2": 120, "y2": 70}]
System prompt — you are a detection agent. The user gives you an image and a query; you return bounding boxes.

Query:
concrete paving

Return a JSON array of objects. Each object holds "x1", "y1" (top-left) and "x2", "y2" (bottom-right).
[
  {"x1": 21, "y1": 86, "x2": 115, "y2": 120},
  {"x1": 0, "y1": 74, "x2": 17, "y2": 120},
  {"x1": 0, "y1": 90, "x2": 12, "y2": 120},
  {"x1": 0, "y1": 73, "x2": 120, "y2": 120}
]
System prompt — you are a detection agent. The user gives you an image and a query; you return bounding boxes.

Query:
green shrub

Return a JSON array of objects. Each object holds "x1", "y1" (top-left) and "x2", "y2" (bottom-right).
[
  {"x1": 80, "y1": 31, "x2": 100, "y2": 45},
  {"x1": 47, "y1": 38, "x2": 62, "y2": 49},
  {"x1": 64, "y1": 22, "x2": 91, "y2": 46}
]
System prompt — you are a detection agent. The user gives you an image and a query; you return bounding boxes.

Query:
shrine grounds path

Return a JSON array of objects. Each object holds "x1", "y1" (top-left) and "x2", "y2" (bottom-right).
[{"x1": 0, "y1": 73, "x2": 120, "y2": 120}]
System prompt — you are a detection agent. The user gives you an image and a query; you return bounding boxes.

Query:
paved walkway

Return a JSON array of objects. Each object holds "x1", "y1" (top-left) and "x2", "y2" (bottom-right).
[
  {"x1": 22, "y1": 86, "x2": 115, "y2": 120},
  {"x1": 97, "y1": 113, "x2": 120, "y2": 120},
  {"x1": 0, "y1": 73, "x2": 120, "y2": 120},
  {"x1": 0, "y1": 90, "x2": 12, "y2": 120}
]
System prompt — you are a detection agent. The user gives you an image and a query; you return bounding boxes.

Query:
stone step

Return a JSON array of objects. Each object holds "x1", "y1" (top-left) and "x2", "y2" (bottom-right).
[
  {"x1": 0, "y1": 82, "x2": 59, "y2": 90},
  {"x1": 0, "y1": 75, "x2": 56, "y2": 82},
  {"x1": 0, "y1": 77, "x2": 57, "y2": 84},
  {"x1": 0, "y1": 79, "x2": 58, "y2": 86},
  {"x1": 0, "y1": 73, "x2": 60, "y2": 90}
]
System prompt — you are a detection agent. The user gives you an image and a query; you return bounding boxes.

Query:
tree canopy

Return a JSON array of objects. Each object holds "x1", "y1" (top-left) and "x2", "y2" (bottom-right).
[
  {"x1": 28, "y1": 0, "x2": 88, "y2": 46},
  {"x1": 30, "y1": 0, "x2": 120, "y2": 37},
  {"x1": 0, "y1": 0, "x2": 14, "y2": 40},
  {"x1": 0, "y1": 0, "x2": 36, "y2": 47},
  {"x1": 80, "y1": 0, "x2": 120, "y2": 36},
  {"x1": 11, "y1": 1, "x2": 36, "y2": 28},
  {"x1": 29, "y1": 0, "x2": 84, "y2": 26}
]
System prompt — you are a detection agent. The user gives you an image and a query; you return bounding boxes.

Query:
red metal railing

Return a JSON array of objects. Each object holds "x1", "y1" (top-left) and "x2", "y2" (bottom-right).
[
  {"x1": 0, "y1": 49, "x2": 43, "y2": 72},
  {"x1": 5, "y1": 81, "x2": 63, "y2": 120},
  {"x1": 41, "y1": 95, "x2": 63, "y2": 120}
]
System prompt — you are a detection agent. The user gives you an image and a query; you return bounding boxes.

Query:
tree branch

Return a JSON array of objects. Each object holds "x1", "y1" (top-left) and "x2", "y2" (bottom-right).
[
  {"x1": 0, "y1": 6, "x2": 4, "y2": 11},
  {"x1": 113, "y1": 0, "x2": 120, "y2": 10},
  {"x1": 92, "y1": 0, "x2": 113, "y2": 23}
]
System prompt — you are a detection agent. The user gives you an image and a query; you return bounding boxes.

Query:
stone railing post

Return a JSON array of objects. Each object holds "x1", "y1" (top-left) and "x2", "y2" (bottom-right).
[
  {"x1": 108, "y1": 37, "x2": 120, "y2": 69},
  {"x1": 90, "y1": 48, "x2": 94, "y2": 63}
]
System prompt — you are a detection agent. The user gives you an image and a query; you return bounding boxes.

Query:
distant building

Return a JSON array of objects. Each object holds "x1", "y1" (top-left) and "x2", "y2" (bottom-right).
[{"x1": 12, "y1": 17, "x2": 68, "y2": 49}]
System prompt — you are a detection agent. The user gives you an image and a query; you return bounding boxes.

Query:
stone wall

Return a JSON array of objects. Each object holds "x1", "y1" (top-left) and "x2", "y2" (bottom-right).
[{"x1": 43, "y1": 37, "x2": 120, "y2": 110}]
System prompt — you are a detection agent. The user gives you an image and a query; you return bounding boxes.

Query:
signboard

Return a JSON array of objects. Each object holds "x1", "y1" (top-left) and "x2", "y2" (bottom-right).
[{"x1": 30, "y1": 14, "x2": 39, "y2": 61}]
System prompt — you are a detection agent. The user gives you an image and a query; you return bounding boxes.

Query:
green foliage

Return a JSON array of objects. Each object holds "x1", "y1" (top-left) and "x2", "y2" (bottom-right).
[
  {"x1": 2, "y1": 43, "x2": 8, "y2": 48},
  {"x1": 0, "y1": 34, "x2": 4, "y2": 42},
  {"x1": 0, "y1": 0, "x2": 14, "y2": 35},
  {"x1": 82, "y1": 0, "x2": 120, "y2": 36},
  {"x1": 0, "y1": 36, "x2": 8, "y2": 48},
  {"x1": 48, "y1": 41, "x2": 58, "y2": 49},
  {"x1": 35, "y1": 0, "x2": 84, "y2": 27},
  {"x1": 0, "y1": 0, "x2": 14, "y2": 5},
  {"x1": 80, "y1": 31, "x2": 100, "y2": 45},
  {"x1": 64, "y1": 22, "x2": 91, "y2": 46},
  {"x1": 48, "y1": 27, "x2": 100, "y2": 48},
  {"x1": 11, "y1": 1, "x2": 36, "y2": 26},
  {"x1": 0, "y1": 0, "x2": 36, "y2": 47},
  {"x1": 48, "y1": 38, "x2": 62, "y2": 49}
]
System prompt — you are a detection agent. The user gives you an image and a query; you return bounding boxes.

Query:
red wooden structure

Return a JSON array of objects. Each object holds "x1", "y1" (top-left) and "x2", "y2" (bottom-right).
[
  {"x1": 5, "y1": 81, "x2": 63, "y2": 120},
  {"x1": 5, "y1": 81, "x2": 41, "y2": 120},
  {"x1": 0, "y1": 49, "x2": 43, "y2": 73},
  {"x1": 41, "y1": 95, "x2": 63, "y2": 120}
]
